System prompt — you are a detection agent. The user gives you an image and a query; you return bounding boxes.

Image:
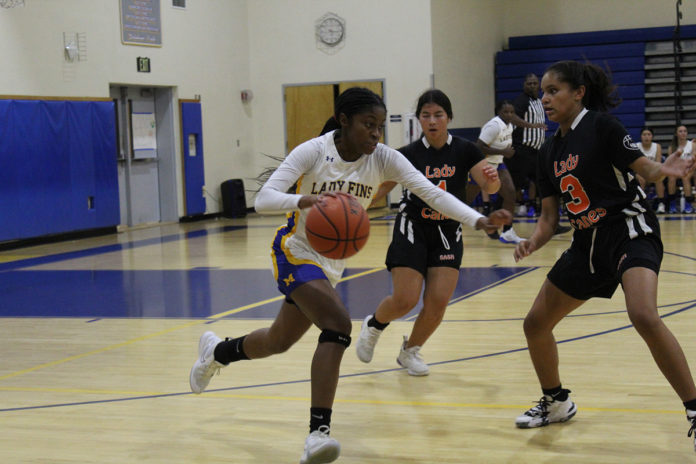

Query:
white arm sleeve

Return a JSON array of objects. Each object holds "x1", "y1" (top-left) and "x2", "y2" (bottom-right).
[
  {"x1": 381, "y1": 148, "x2": 484, "y2": 229},
  {"x1": 254, "y1": 140, "x2": 319, "y2": 214}
]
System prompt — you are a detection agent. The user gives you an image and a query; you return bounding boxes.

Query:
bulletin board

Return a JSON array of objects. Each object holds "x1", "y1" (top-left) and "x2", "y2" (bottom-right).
[{"x1": 120, "y1": 0, "x2": 162, "y2": 46}]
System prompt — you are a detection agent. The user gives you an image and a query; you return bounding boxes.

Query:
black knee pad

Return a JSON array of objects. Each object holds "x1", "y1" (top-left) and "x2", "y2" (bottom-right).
[{"x1": 318, "y1": 329, "x2": 351, "y2": 348}]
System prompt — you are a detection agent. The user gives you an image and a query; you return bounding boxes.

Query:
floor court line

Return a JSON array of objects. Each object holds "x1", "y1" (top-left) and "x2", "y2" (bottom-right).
[{"x1": 2, "y1": 298, "x2": 694, "y2": 414}]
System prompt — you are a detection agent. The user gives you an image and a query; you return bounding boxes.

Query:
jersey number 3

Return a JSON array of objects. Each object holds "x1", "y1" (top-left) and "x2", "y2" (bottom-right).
[{"x1": 560, "y1": 174, "x2": 590, "y2": 214}]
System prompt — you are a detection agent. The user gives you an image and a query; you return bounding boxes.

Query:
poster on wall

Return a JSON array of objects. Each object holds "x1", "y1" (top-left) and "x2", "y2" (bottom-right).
[
  {"x1": 120, "y1": 0, "x2": 162, "y2": 46},
  {"x1": 132, "y1": 112, "x2": 157, "y2": 159}
]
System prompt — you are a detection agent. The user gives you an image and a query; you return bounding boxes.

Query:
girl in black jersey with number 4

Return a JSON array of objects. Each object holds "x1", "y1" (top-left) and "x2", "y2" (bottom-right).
[{"x1": 513, "y1": 60, "x2": 696, "y2": 451}]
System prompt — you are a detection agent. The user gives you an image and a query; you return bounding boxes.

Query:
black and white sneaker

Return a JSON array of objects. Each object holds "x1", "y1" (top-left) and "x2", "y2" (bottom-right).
[{"x1": 515, "y1": 391, "x2": 577, "y2": 428}]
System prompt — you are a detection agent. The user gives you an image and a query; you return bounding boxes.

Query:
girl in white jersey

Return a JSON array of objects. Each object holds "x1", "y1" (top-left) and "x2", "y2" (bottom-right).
[
  {"x1": 188, "y1": 88, "x2": 510, "y2": 464},
  {"x1": 667, "y1": 125, "x2": 695, "y2": 213},
  {"x1": 476, "y1": 100, "x2": 525, "y2": 243},
  {"x1": 636, "y1": 127, "x2": 666, "y2": 213}
]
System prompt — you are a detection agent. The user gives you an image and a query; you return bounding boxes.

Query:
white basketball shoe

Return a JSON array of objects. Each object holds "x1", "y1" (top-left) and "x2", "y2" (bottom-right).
[{"x1": 189, "y1": 331, "x2": 224, "y2": 394}]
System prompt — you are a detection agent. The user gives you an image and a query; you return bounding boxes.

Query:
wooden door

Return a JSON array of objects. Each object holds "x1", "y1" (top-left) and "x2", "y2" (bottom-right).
[
  {"x1": 284, "y1": 84, "x2": 334, "y2": 153},
  {"x1": 284, "y1": 80, "x2": 388, "y2": 208}
]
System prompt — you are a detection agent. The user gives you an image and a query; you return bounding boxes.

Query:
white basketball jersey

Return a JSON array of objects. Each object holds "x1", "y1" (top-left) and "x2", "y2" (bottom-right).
[
  {"x1": 255, "y1": 131, "x2": 483, "y2": 285},
  {"x1": 479, "y1": 116, "x2": 512, "y2": 165},
  {"x1": 639, "y1": 142, "x2": 657, "y2": 161}
]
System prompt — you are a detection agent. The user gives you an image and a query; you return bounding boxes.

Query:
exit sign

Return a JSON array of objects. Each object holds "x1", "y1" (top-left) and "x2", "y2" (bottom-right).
[{"x1": 137, "y1": 57, "x2": 151, "y2": 73}]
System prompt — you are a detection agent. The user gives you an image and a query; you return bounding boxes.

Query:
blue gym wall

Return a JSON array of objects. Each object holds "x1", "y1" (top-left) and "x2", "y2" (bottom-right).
[{"x1": 0, "y1": 99, "x2": 119, "y2": 243}]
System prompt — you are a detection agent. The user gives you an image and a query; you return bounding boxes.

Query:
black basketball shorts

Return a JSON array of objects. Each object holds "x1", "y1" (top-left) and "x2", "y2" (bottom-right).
[
  {"x1": 547, "y1": 217, "x2": 663, "y2": 300},
  {"x1": 507, "y1": 144, "x2": 538, "y2": 189},
  {"x1": 385, "y1": 215, "x2": 463, "y2": 276}
]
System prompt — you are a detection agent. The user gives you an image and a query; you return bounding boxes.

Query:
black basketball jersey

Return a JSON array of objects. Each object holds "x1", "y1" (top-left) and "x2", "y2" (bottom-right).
[
  {"x1": 397, "y1": 135, "x2": 484, "y2": 225},
  {"x1": 537, "y1": 109, "x2": 651, "y2": 233}
]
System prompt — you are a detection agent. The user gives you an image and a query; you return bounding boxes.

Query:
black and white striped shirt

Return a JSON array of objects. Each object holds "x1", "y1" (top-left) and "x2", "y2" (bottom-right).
[{"x1": 512, "y1": 94, "x2": 545, "y2": 150}]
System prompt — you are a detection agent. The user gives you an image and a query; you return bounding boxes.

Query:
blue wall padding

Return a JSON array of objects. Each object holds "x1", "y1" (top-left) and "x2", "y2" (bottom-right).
[
  {"x1": 0, "y1": 99, "x2": 119, "y2": 242},
  {"x1": 181, "y1": 101, "x2": 206, "y2": 216}
]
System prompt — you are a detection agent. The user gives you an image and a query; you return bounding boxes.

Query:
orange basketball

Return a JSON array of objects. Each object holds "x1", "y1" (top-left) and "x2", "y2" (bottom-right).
[{"x1": 305, "y1": 193, "x2": 370, "y2": 260}]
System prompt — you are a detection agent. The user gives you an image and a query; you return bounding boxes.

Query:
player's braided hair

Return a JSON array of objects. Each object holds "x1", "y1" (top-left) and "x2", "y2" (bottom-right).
[
  {"x1": 257, "y1": 87, "x2": 386, "y2": 192},
  {"x1": 320, "y1": 87, "x2": 386, "y2": 135},
  {"x1": 546, "y1": 60, "x2": 621, "y2": 113}
]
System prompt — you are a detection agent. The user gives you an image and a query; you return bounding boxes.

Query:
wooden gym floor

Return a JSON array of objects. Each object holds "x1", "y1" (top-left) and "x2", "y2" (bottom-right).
[{"x1": 1, "y1": 209, "x2": 695, "y2": 463}]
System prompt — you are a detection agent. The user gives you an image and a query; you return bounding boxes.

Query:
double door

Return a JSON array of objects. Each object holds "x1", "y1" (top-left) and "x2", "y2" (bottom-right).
[{"x1": 283, "y1": 80, "x2": 387, "y2": 208}]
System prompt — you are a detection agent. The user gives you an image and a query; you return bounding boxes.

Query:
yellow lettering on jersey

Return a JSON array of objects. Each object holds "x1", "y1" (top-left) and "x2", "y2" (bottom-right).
[{"x1": 310, "y1": 181, "x2": 372, "y2": 200}]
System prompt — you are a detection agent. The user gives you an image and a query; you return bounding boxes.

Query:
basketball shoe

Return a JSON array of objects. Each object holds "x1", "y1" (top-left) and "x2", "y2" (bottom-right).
[
  {"x1": 656, "y1": 202, "x2": 666, "y2": 214},
  {"x1": 356, "y1": 315, "x2": 383, "y2": 363},
  {"x1": 687, "y1": 409, "x2": 696, "y2": 452},
  {"x1": 189, "y1": 331, "x2": 224, "y2": 394},
  {"x1": 300, "y1": 425, "x2": 340, "y2": 464},
  {"x1": 515, "y1": 391, "x2": 577, "y2": 428},
  {"x1": 499, "y1": 228, "x2": 524, "y2": 244},
  {"x1": 397, "y1": 335, "x2": 429, "y2": 376}
]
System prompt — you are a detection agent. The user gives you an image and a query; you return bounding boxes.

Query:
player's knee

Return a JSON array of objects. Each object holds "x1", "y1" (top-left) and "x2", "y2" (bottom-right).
[
  {"x1": 318, "y1": 329, "x2": 352, "y2": 348},
  {"x1": 523, "y1": 311, "x2": 547, "y2": 338},
  {"x1": 628, "y1": 310, "x2": 662, "y2": 337},
  {"x1": 391, "y1": 292, "x2": 420, "y2": 313}
]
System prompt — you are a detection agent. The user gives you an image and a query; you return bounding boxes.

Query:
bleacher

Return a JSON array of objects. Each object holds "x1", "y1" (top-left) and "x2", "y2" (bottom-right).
[{"x1": 494, "y1": 24, "x2": 696, "y2": 144}]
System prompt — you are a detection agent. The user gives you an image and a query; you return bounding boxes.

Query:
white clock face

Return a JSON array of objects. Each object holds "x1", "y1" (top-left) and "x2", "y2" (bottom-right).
[{"x1": 318, "y1": 17, "x2": 344, "y2": 46}]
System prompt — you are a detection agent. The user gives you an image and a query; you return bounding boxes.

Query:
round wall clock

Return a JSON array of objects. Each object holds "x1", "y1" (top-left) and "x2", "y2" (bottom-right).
[{"x1": 315, "y1": 13, "x2": 346, "y2": 53}]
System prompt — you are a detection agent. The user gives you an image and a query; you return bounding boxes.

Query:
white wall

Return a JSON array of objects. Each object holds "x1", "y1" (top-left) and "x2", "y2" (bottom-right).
[
  {"x1": 1, "y1": 0, "x2": 692, "y2": 217},
  {"x1": 246, "y1": 0, "x2": 433, "y2": 184},
  {"x1": 0, "y1": 0, "x2": 252, "y2": 216},
  {"x1": 501, "y1": 0, "x2": 695, "y2": 37},
  {"x1": 431, "y1": 0, "x2": 506, "y2": 128}
]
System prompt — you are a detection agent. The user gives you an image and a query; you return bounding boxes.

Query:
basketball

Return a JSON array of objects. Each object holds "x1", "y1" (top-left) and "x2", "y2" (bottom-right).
[{"x1": 305, "y1": 193, "x2": 370, "y2": 259}]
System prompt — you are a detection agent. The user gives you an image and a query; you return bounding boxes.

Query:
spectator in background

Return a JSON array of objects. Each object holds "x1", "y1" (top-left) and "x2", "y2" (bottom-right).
[
  {"x1": 636, "y1": 127, "x2": 666, "y2": 213},
  {"x1": 667, "y1": 125, "x2": 695, "y2": 214}
]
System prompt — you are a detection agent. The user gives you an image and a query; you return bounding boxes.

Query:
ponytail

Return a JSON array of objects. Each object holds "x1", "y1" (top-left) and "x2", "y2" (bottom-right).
[
  {"x1": 545, "y1": 60, "x2": 620, "y2": 112},
  {"x1": 319, "y1": 116, "x2": 340, "y2": 135}
]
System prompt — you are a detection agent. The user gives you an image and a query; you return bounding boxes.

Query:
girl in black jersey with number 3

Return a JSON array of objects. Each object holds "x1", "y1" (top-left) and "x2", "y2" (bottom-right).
[{"x1": 513, "y1": 60, "x2": 696, "y2": 451}]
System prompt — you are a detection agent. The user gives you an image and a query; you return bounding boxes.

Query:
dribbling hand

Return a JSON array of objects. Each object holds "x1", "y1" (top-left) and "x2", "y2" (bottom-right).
[{"x1": 475, "y1": 209, "x2": 512, "y2": 233}]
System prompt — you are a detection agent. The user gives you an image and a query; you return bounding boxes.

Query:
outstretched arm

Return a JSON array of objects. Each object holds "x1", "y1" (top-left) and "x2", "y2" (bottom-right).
[
  {"x1": 630, "y1": 148, "x2": 694, "y2": 183},
  {"x1": 369, "y1": 181, "x2": 397, "y2": 207},
  {"x1": 476, "y1": 139, "x2": 515, "y2": 159},
  {"x1": 509, "y1": 112, "x2": 546, "y2": 130}
]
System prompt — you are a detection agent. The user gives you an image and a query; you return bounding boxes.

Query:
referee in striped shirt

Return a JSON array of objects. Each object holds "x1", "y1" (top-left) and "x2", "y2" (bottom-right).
[{"x1": 508, "y1": 73, "x2": 547, "y2": 218}]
